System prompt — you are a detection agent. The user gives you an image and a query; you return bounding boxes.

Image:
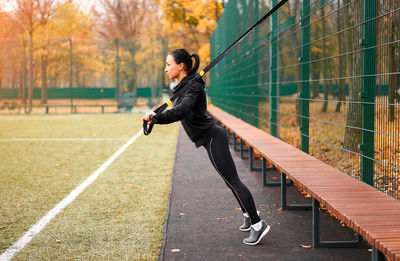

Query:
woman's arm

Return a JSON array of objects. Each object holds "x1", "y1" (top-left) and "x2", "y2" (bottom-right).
[{"x1": 155, "y1": 83, "x2": 202, "y2": 124}]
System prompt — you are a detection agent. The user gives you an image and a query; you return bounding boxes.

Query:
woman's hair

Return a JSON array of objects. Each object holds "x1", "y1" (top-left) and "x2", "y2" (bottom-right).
[{"x1": 169, "y1": 49, "x2": 200, "y2": 75}]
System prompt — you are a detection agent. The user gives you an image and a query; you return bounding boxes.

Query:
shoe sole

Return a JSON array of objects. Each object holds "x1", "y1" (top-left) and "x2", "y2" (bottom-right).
[{"x1": 243, "y1": 225, "x2": 270, "y2": 246}]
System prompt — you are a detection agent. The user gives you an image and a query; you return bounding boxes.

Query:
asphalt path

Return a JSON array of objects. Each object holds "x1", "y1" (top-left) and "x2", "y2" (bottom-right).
[{"x1": 159, "y1": 126, "x2": 370, "y2": 261}]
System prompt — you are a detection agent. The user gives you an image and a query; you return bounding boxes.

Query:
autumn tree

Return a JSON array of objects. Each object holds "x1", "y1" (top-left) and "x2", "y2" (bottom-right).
[
  {"x1": 94, "y1": 0, "x2": 153, "y2": 100},
  {"x1": 386, "y1": 0, "x2": 399, "y2": 122},
  {"x1": 5, "y1": 0, "x2": 65, "y2": 110},
  {"x1": 160, "y1": 0, "x2": 223, "y2": 69},
  {"x1": 0, "y1": 11, "x2": 23, "y2": 90},
  {"x1": 42, "y1": 2, "x2": 95, "y2": 89},
  {"x1": 343, "y1": 1, "x2": 362, "y2": 152},
  {"x1": 335, "y1": 0, "x2": 346, "y2": 112}
]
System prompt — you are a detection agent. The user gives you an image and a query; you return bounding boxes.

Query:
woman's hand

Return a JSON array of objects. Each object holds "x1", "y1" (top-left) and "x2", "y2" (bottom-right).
[{"x1": 142, "y1": 111, "x2": 156, "y2": 124}]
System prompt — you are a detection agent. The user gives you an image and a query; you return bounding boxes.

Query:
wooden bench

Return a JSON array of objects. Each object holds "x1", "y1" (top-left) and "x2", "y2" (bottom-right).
[{"x1": 208, "y1": 104, "x2": 400, "y2": 261}]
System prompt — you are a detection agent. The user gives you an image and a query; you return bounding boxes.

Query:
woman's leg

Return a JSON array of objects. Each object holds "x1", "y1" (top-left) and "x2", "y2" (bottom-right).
[{"x1": 204, "y1": 130, "x2": 261, "y2": 225}]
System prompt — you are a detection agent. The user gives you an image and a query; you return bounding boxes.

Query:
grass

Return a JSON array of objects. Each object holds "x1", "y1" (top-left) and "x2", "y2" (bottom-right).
[{"x1": 0, "y1": 114, "x2": 179, "y2": 260}]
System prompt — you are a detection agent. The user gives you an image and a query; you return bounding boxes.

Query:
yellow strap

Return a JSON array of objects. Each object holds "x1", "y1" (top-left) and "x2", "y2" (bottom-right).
[
  {"x1": 166, "y1": 100, "x2": 172, "y2": 106},
  {"x1": 199, "y1": 70, "x2": 205, "y2": 77}
]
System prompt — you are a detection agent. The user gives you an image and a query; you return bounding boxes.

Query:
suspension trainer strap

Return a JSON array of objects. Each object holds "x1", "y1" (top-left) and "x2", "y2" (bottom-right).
[{"x1": 143, "y1": 0, "x2": 288, "y2": 135}]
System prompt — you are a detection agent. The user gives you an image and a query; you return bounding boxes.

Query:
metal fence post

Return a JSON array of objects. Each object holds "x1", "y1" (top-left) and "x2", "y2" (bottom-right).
[
  {"x1": 269, "y1": 0, "x2": 279, "y2": 137},
  {"x1": 360, "y1": 0, "x2": 376, "y2": 186},
  {"x1": 300, "y1": 0, "x2": 310, "y2": 153},
  {"x1": 115, "y1": 39, "x2": 120, "y2": 105},
  {"x1": 69, "y1": 39, "x2": 73, "y2": 114}
]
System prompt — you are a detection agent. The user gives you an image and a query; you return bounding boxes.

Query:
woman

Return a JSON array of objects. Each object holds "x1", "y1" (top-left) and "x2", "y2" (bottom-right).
[{"x1": 143, "y1": 49, "x2": 270, "y2": 245}]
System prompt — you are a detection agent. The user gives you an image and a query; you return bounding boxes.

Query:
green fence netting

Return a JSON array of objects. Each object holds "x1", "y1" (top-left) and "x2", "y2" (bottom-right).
[{"x1": 209, "y1": 0, "x2": 400, "y2": 199}]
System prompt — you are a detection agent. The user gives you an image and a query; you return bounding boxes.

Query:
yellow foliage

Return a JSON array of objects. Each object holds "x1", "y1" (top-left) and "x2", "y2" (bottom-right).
[
  {"x1": 160, "y1": 0, "x2": 223, "y2": 68},
  {"x1": 43, "y1": 2, "x2": 93, "y2": 40}
]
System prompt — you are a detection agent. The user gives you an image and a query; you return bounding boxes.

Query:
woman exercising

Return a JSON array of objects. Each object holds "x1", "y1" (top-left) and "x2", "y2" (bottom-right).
[{"x1": 142, "y1": 48, "x2": 270, "y2": 245}]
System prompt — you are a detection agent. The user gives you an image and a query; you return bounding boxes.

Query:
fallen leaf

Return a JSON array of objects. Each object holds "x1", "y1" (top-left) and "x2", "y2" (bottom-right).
[
  {"x1": 274, "y1": 203, "x2": 280, "y2": 207},
  {"x1": 56, "y1": 239, "x2": 62, "y2": 243},
  {"x1": 0, "y1": 225, "x2": 7, "y2": 229},
  {"x1": 217, "y1": 218, "x2": 223, "y2": 220},
  {"x1": 300, "y1": 244, "x2": 312, "y2": 248},
  {"x1": 116, "y1": 209, "x2": 123, "y2": 214},
  {"x1": 40, "y1": 169, "x2": 47, "y2": 173},
  {"x1": 115, "y1": 220, "x2": 121, "y2": 223},
  {"x1": 171, "y1": 249, "x2": 180, "y2": 252}
]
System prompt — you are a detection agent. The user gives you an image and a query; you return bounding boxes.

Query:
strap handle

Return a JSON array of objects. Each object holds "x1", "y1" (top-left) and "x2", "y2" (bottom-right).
[{"x1": 143, "y1": 116, "x2": 155, "y2": 136}]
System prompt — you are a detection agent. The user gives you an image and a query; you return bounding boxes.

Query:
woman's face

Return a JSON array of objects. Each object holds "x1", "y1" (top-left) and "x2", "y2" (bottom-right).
[{"x1": 165, "y1": 55, "x2": 183, "y2": 80}]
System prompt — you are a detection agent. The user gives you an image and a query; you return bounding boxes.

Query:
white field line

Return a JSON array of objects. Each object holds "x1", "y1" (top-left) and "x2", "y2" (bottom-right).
[
  {"x1": 0, "y1": 130, "x2": 143, "y2": 261},
  {"x1": 0, "y1": 138, "x2": 129, "y2": 142}
]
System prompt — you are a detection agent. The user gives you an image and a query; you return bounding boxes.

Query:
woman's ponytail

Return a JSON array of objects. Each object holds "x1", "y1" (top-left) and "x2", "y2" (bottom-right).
[
  {"x1": 188, "y1": 54, "x2": 200, "y2": 75},
  {"x1": 169, "y1": 49, "x2": 200, "y2": 76}
]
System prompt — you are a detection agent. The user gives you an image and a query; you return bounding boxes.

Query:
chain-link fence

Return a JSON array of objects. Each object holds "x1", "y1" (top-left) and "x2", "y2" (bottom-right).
[{"x1": 209, "y1": 0, "x2": 400, "y2": 199}]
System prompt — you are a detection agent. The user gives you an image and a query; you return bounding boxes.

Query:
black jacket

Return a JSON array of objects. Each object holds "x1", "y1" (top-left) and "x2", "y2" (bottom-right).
[{"x1": 155, "y1": 74, "x2": 218, "y2": 147}]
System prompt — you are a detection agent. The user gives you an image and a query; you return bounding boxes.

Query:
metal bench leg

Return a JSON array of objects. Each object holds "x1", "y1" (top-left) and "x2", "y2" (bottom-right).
[
  {"x1": 240, "y1": 140, "x2": 249, "y2": 159},
  {"x1": 249, "y1": 148, "x2": 262, "y2": 171},
  {"x1": 313, "y1": 198, "x2": 363, "y2": 248},
  {"x1": 371, "y1": 247, "x2": 386, "y2": 261},
  {"x1": 262, "y1": 158, "x2": 280, "y2": 187},
  {"x1": 233, "y1": 134, "x2": 239, "y2": 151},
  {"x1": 281, "y1": 173, "x2": 311, "y2": 210},
  {"x1": 227, "y1": 130, "x2": 233, "y2": 145}
]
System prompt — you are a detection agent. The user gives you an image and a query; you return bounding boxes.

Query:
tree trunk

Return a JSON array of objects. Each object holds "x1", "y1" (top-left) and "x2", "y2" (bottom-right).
[
  {"x1": 388, "y1": 4, "x2": 399, "y2": 122},
  {"x1": 291, "y1": 0, "x2": 302, "y2": 126},
  {"x1": 20, "y1": 38, "x2": 27, "y2": 104},
  {"x1": 343, "y1": 0, "x2": 362, "y2": 152},
  {"x1": 336, "y1": 0, "x2": 346, "y2": 112},
  {"x1": 28, "y1": 32, "x2": 34, "y2": 112},
  {"x1": 75, "y1": 63, "x2": 80, "y2": 88},
  {"x1": 41, "y1": 54, "x2": 48, "y2": 104},
  {"x1": 311, "y1": 72, "x2": 319, "y2": 99},
  {"x1": 321, "y1": 5, "x2": 328, "y2": 112}
]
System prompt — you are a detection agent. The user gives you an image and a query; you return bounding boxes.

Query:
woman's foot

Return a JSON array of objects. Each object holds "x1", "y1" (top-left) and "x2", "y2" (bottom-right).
[
  {"x1": 239, "y1": 211, "x2": 260, "y2": 232},
  {"x1": 239, "y1": 215, "x2": 251, "y2": 231},
  {"x1": 243, "y1": 220, "x2": 270, "y2": 245}
]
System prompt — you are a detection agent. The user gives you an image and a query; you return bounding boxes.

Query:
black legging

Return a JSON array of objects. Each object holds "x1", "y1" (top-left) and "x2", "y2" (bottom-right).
[{"x1": 203, "y1": 127, "x2": 261, "y2": 225}]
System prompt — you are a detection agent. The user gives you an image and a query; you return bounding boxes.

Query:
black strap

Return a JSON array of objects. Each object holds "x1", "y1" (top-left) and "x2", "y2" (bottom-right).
[{"x1": 143, "y1": 0, "x2": 288, "y2": 135}]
